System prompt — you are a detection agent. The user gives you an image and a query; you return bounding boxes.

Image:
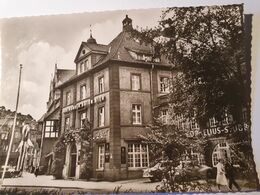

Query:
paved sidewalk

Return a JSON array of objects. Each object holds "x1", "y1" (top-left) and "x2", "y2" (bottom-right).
[{"x1": 2, "y1": 172, "x2": 159, "y2": 193}]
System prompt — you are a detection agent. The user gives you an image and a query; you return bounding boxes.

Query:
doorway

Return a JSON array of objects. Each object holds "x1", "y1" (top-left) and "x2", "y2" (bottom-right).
[
  {"x1": 212, "y1": 142, "x2": 230, "y2": 167},
  {"x1": 69, "y1": 143, "x2": 77, "y2": 178}
]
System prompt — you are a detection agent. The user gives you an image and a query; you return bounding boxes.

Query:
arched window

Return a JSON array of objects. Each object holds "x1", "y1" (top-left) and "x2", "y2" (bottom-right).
[{"x1": 212, "y1": 142, "x2": 230, "y2": 167}]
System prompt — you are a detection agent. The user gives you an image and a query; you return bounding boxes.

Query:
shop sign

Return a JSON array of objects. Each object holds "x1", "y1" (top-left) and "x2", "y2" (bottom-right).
[{"x1": 186, "y1": 123, "x2": 249, "y2": 138}]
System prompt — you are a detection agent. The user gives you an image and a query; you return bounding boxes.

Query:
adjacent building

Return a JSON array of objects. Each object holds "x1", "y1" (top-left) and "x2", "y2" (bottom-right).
[
  {"x1": 38, "y1": 64, "x2": 75, "y2": 174},
  {"x1": 0, "y1": 106, "x2": 38, "y2": 171}
]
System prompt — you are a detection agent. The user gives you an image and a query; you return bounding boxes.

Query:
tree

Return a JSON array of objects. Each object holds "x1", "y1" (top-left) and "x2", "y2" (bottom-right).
[
  {"x1": 133, "y1": 4, "x2": 259, "y2": 190},
  {"x1": 133, "y1": 4, "x2": 247, "y2": 125}
]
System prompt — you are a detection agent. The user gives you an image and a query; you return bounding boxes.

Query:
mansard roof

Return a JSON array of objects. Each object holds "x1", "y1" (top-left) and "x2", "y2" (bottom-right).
[{"x1": 94, "y1": 30, "x2": 171, "y2": 67}]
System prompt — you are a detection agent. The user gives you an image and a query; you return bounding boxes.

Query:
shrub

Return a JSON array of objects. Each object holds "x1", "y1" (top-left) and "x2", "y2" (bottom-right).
[
  {"x1": 79, "y1": 162, "x2": 91, "y2": 180},
  {"x1": 51, "y1": 159, "x2": 63, "y2": 179}
]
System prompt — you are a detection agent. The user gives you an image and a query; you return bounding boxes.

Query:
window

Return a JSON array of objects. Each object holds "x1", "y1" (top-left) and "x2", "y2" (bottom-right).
[
  {"x1": 191, "y1": 149, "x2": 204, "y2": 165},
  {"x1": 85, "y1": 59, "x2": 90, "y2": 70},
  {"x1": 209, "y1": 117, "x2": 218, "y2": 127},
  {"x1": 212, "y1": 142, "x2": 230, "y2": 167},
  {"x1": 98, "y1": 106, "x2": 105, "y2": 127},
  {"x1": 65, "y1": 117, "x2": 70, "y2": 130},
  {"x1": 44, "y1": 120, "x2": 58, "y2": 138},
  {"x1": 131, "y1": 74, "x2": 141, "y2": 91},
  {"x1": 80, "y1": 112, "x2": 87, "y2": 128},
  {"x1": 98, "y1": 145, "x2": 105, "y2": 169},
  {"x1": 80, "y1": 84, "x2": 87, "y2": 100},
  {"x1": 79, "y1": 61, "x2": 87, "y2": 74},
  {"x1": 175, "y1": 114, "x2": 185, "y2": 129},
  {"x1": 242, "y1": 109, "x2": 248, "y2": 122},
  {"x1": 66, "y1": 91, "x2": 71, "y2": 105},
  {"x1": 11, "y1": 144, "x2": 17, "y2": 152},
  {"x1": 3, "y1": 145, "x2": 8, "y2": 152},
  {"x1": 160, "y1": 109, "x2": 169, "y2": 124},
  {"x1": 222, "y1": 113, "x2": 233, "y2": 125},
  {"x1": 1, "y1": 133, "x2": 8, "y2": 140},
  {"x1": 14, "y1": 131, "x2": 20, "y2": 139},
  {"x1": 160, "y1": 77, "x2": 169, "y2": 93},
  {"x1": 132, "y1": 104, "x2": 142, "y2": 125},
  {"x1": 128, "y1": 144, "x2": 149, "y2": 168},
  {"x1": 98, "y1": 76, "x2": 104, "y2": 93},
  {"x1": 190, "y1": 118, "x2": 199, "y2": 130}
]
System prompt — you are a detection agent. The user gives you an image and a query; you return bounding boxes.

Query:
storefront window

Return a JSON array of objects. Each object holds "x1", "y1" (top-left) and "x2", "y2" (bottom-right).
[
  {"x1": 128, "y1": 143, "x2": 149, "y2": 168},
  {"x1": 98, "y1": 145, "x2": 105, "y2": 169}
]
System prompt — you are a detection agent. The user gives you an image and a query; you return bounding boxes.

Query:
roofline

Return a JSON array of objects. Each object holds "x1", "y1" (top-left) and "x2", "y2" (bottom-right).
[
  {"x1": 74, "y1": 50, "x2": 108, "y2": 63},
  {"x1": 57, "y1": 59, "x2": 175, "y2": 89}
]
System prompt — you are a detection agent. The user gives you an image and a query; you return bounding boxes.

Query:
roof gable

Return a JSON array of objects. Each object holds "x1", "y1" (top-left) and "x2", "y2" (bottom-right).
[{"x1": 74, "y1": 42, "x2": 91, "y2": 62}]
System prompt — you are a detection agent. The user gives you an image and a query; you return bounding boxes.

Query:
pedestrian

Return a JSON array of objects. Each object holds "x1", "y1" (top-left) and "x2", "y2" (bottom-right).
[
  {"x1": 216, "y1": 158, "x2": 229, "y2": 192},
  {"x1": 225, "y1": 160, "x2": 241, "y2": 191},
  {"x1": 34, "y1": 166, "x2": 39, "y2": 177}
]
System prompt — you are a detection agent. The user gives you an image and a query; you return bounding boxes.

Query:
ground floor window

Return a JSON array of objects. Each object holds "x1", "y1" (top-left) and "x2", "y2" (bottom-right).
[
  {"x1": 128, "y1": 143, "x2": 149, "y2": 168},
  {"x1": 191, "y1": 149, "x2": 205, "y2": 165},
  {"x1": 98, "y1": 145, "x2": 105, "y2": 169},
  {"x1": 212, "y1": 142, "x2": 230, "y2": 167}
]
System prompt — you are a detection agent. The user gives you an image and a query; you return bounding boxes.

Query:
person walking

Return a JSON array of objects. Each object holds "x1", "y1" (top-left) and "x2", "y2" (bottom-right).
[
  {"x1": 34, "y1": 166, "x2": 39, "y2": 177},
  {"x1": 225, "y1": 160, "x2": 241, "y2": 191},
  {"x1": 216, "y1": 159, "x2": 229, "y2": 192}
]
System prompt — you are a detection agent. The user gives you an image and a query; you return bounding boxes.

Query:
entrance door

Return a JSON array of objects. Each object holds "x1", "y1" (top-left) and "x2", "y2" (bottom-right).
[
  {"x1": 212, "y1": 142, "x2": 230, "y2": 167},
  {"x1": 69, "y1": 144, "x2": 77, "y2": 177}
]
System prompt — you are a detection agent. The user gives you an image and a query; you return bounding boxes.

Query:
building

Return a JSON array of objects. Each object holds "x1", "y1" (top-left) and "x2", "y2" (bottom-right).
[
  {"x1": 57, "y1": 15, "x2": 173, "y2": 181},
  {"x1": 0, "y1": 106, "x2": 38, "y2": 171},
  {"x1": 38, "y1": 64, "x2": 75, "y2": 174}
]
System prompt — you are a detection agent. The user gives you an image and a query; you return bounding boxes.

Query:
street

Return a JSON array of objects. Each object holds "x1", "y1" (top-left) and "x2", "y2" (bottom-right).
[{"x1": 1, "y1": 172, "x2": 257, "y2": 194}]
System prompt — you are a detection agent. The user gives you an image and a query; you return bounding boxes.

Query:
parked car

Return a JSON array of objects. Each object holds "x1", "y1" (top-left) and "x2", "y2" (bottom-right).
[
  {"x1": 174, "y1": 163, "x2": 211, "y2": 182},
  {"x1": 143, "y1": 160, "x2": 211, "y2": 182},
  {"x1": 143, "y1": 161, "x2": 174, "y2": 182}
]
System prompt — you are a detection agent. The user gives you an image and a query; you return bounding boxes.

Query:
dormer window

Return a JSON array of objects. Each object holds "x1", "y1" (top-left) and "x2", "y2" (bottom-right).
[{"x1": 128, "y1": 50, "x2": 158, "y2": 62}]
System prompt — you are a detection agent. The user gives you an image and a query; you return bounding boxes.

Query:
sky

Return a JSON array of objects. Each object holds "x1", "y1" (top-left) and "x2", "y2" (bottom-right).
[
  {"x1": 0, "y1": 9, "x2": 163, "y2": 120},
  {"x1": 0, "y1": 0, "x2": 260, "y2": 184}
]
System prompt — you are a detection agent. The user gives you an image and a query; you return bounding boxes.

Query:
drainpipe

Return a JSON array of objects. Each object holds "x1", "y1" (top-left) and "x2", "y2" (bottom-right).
[{"x1": 150, "y1": 64, "x2": 155, "y2": 116}]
